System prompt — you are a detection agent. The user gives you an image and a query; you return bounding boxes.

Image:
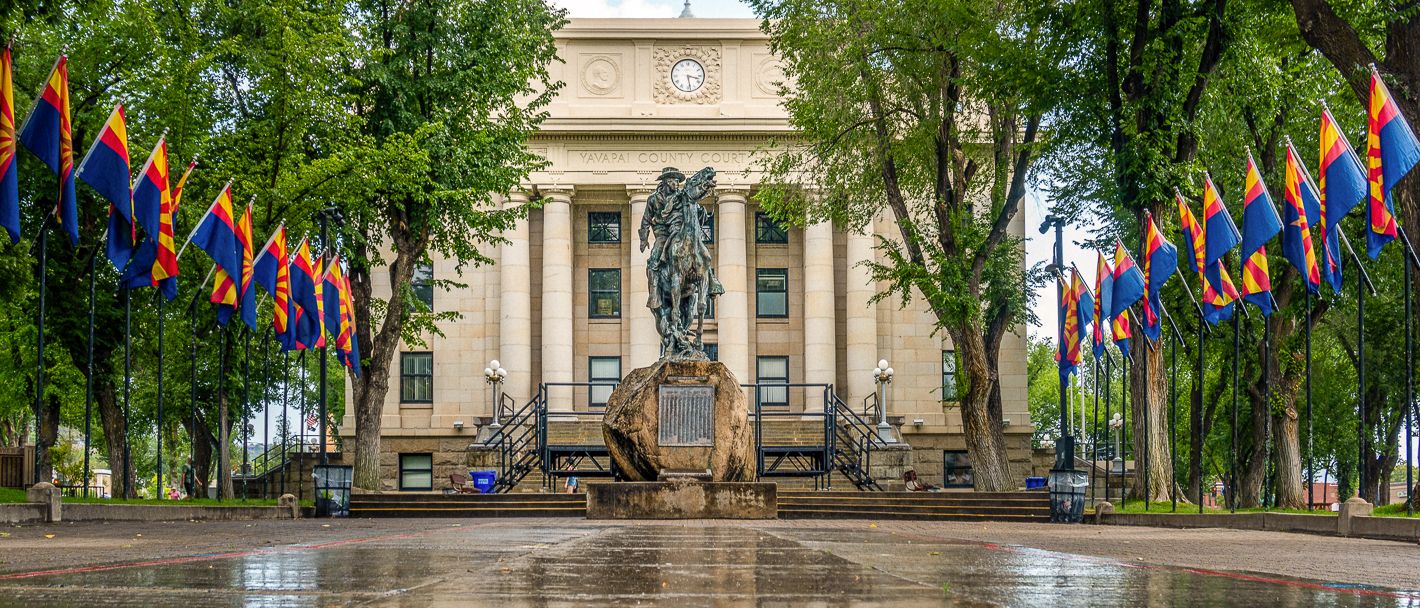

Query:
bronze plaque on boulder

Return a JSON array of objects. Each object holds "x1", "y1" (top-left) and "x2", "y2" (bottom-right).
[{"x1": 658, "y1": 385, "x2": 714, "y2": 446}]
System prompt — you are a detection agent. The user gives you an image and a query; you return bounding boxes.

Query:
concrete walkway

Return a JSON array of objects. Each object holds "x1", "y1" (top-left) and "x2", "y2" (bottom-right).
[{"x1": 0, "y1": 518, "x2": 1414, "y2": 606}]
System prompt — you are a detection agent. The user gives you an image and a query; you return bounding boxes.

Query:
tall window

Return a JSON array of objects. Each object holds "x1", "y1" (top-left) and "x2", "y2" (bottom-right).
[
  {"x1": 942, "y1": 350, "x2": 959, "y2": 401},
  {"x1": 942, "y1": 451, "x2": 973, "y2": 488},
  {"x1": 756, "y1": 268, "x2": 788, "y2": 317},
  {"x1": 411, "y1": 264, "x2": 434, "y2": 311},
  {"x1": 589, "y1": 269, "x2": 622, "y2": 318},
  {"x1": 400, "y1": 352, "x2": 433, "y2": 403},
  {"x1": 701, "y1": 210, "x2": 715, "y2": 243},
  {"x1": 589, "y1": 211, "x2": 621, "y2": 243},
  {"x1": 399, "y1": 453, "x2": 433, "y2": 491},
  {"x1": 702, "y1": 343, "x2": 718, "y2": 361},
  {"x1": 589, "y1": 357, "x2": 621, "y2": 408},
  {"x1": 755, "y1": 212, "x2": 788, "y2": 244},
  {"x1": 757, "y1": 356, "x2": 789, "y2": 408}
]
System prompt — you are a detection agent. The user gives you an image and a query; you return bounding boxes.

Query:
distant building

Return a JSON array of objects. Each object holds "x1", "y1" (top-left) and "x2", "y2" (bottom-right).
[{"x1": 339, "y1": 17, "x2": 1031, "y2": 492}]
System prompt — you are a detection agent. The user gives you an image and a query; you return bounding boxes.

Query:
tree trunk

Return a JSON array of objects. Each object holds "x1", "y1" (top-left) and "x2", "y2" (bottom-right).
[
  {"x1": 95, "y1": 382, "x2": 132, "y2": 498},
  {"x1": 1237, "y1": 350, "x2": 1268, "y2": 509},
  {"x1": 189, "y1": 410, "x2": 215, "y2": 496},
  {"x1": 350, "y1": 227, "x2": 421, "y2": 491},
  {"x1": 217, "y1": 331, "x2": 233, "y2": 500},
  {"x1": 1128, "y1": 331, "x2": 1174, "y2": 502},
  {"x1": 956, "y1": 326, "x2": 1012, "y2": 492},
  {"x1": 1272, "y1": 390, "x2": 1305, "y2": 509}
]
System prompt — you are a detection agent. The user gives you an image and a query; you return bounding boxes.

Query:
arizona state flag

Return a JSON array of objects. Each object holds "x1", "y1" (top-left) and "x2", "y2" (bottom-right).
[
  {"x1": 1366, "y1": 67, "x2": 1420, "y2": 259},
  {"x1": 321, "y1": 254, "x2": 346, "y2": 345},
  {"x1": 1282, "y1": 142, "x2": 1322, "y2": 294},
  {"x1": 234, "y1": 204, "x2": 256, "y2": 330},
  {"x1": 1110, "y1": 239, "x2": 1145, "y2": 318},
  {"x1": 118, "y1": 138, "x2": 171, "y2": 295},
  {"x1": 1240, "y1": 155, "x2": 1282, "y2": 316},
  {"x1": 1319, "y1": 107, "x2": 1368, "y2": 294},
  {"x1": 1141, "y1": 213, "x2": 1177, "y2": 341},
  {"x1": 190, "y1": 183, "x2": 242, "y2": 324},
  {"x1": 77, "y1": 104, "x2": 133, "y2": 270},
  {"x1": 290, "y1": 238, "x2": 323, "y2": 349},
  {"x1": 18, "y1": 55, "x2": 77, "y2": 246},
  {"x1": 1057, "y1": 271, "x2": 1088, "y2": 381},
  {"x1": 0, "y1": 45, "x2": 18, "y2": 244},
  {"x1": 1177, "y1": 190, "x2": 1207, "y2": 277},
  {"x1": 339, "y1": 274, "x2": 362, "y2": 377},
  {"x1": 252, "y1": 225, "x2": 292, "y2": 348},
  {"x1": 1092, "y1": 252, "x2": 1113, "y2": 359}
]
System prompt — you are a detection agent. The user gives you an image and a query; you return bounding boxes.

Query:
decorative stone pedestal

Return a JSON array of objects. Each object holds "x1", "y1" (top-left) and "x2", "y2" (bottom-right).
[
  {"x1": 586, "y1": 480, "x2": 777, "y2": 519},
  {"x1": 602, "y1": 359, "x2": 753, "y2": 482}
]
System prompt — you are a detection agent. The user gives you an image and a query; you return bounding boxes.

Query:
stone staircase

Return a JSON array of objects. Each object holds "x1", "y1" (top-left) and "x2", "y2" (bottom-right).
[
  {"x1": 349, "y1": 492, "x2": 587, "y2": 518},
  {"x1": 777, "y1": 490, "x2": 1051, "y2": 522}
]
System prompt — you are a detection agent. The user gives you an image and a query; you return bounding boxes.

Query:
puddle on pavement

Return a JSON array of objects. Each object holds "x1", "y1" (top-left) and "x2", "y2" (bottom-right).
[{"x1": 0, "y1": 524, "x2": 1413, "y2": 607}]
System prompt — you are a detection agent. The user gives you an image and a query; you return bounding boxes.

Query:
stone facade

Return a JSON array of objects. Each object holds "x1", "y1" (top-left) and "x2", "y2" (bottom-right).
[{"x1": 339, "y1": 17, "x2": 1032, "y2": 492}]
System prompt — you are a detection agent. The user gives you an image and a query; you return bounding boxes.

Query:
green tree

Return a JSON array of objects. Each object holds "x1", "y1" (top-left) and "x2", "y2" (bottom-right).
[
  {"x1": 340, "y1": 0, "x2": 565, "y2": 490},
  {"x1": 748, "y1": 0, "x2": 1060, "y2": 490}
]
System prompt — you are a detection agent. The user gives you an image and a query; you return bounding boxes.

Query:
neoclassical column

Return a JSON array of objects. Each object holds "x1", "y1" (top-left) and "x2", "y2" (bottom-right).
[
  {"x1": 715, "y1": 188, "x2": 750, "y2": 382},
  {"x1": 499, "y1": 191, "x2": 533, "y2": 402},
  {"x1": 803, "y1": 221, "x2": 837, "y2": 411},
  {"x1": 627, "y1": 187, "x2": 658, "y2": 368},
  {"x1": 541, "y1": 186, "x2": 575, "y2": 412},
  {"x1": 845, "y1": 226, "x2": 878, "y2": 406}
]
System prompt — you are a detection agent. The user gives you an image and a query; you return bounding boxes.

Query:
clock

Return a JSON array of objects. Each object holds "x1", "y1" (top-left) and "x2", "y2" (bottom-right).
[{"x1": 670, "y1": 58, "x2": 705, "y2": 93}]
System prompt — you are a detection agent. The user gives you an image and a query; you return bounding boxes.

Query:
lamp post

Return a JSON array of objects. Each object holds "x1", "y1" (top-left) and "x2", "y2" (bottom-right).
[
  {"x1": 1109, "y1": 412, "x2": 1124, "y2": 474},
  {"x1": 1039, "y1": 214, "x2": 1074, "y2": 470},
  {"x1": 872, "y1": 359, "x2": 895, "y2": 443},
  {"x1": 485, "y1": 360, "x2": 508, "y2": 428}
]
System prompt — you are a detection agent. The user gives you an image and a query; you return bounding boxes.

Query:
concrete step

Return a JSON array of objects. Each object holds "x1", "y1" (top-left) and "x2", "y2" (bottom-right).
[
  {"x1": 349, "y1": 493, "x2": 586, "y2": 518},
  {"x1": 777, "y1": 490, "x2": 1051, "y2": 522}
]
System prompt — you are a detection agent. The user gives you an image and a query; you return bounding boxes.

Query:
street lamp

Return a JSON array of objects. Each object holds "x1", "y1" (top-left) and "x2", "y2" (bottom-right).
[
  {"x1": 1109, "y1": 413, "x2": 1124, "y2": 475},
  {"x1": 1040, "y1": 432, "x2": 1056, "y2": 451},
  {"x1": 872, "y1": 358, "x2": 895, "y2": 443},
  {"x1": 485, "y1": 359, "x2": 508, "y2": 428}
]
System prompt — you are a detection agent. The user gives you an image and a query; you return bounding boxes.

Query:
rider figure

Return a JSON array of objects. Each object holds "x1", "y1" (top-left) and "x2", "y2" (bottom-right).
[{"x1": 639, "y1": 167, "x2": 725, "y2": 308}]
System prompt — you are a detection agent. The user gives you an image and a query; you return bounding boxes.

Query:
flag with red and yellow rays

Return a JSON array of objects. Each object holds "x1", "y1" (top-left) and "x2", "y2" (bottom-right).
[
  {"x1": 289, "y1": 238, "x2": 323, "y2": 349},
  {"x1": 339, "y1": 274, "x2": 361, "y2": 377},
  {"x1": 1111, "y1": 240, "x2": 1144, "y2": 356},
  {"x1": 252, "y1": 225, "x2": 292, "y2": 349},
  {"x1": 1200, "y1": 175, "x2": 1240, "y2": 325},
  {"x1": 1240, "y1": 154, "x2": 1282, "y2": 316},
  {"x1": 154, "y1": 156, "x2": 195, "y2": 300},
  {"x1": 18, "y1": 55, "x2": 76, "y2": 245},
  {"x1": 1092, "y1": 251, "x2": 1114, "y2": 360},
  {"x1": 1282, "y1": 142, "x2": 1322, "y2": 294},
  {"x1": 1141, "y1": 211, "x2": 1177, "y2": 342},
  {"x1": 190, "y1": 183, "x2": 242, "y2": 325},
  {"x1": 119, "y1": 137, "x2": 170, "y2": 295},
  {"x1": 235, "y1": 203, "x2": 256, "y2": 330},
  {"x1": 1366, "y1": 66, "x2": 1420, "y2": 259},
  {"x1": 0, "y1": 44, "x2": 18, "y2": 244},
  {"x1": 77, "y1": 104, "x2": 133, "y2": 271},
  {"x1": 1057, "y1": 272, "x2": 1083, "y2": 381},
  {"x1": 1319, "y1": 106, "x2": 1367, "y2": 294}
]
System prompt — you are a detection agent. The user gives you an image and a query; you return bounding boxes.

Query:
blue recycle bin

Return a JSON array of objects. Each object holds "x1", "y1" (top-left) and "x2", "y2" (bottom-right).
[
  {"x1": 1025, "y1": 476, "x2": 1047, "y2": 490},
  {"x1": 470, "y1": 470, "x2": 497, "y2": 494}
]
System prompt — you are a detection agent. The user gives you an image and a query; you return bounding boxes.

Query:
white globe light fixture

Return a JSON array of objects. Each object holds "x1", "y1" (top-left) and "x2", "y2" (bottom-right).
[
  {"x1": 486, "y1": 359, "x2": 509, "y2": 428},
  {"x1": 872, "y1": 358, "x2": 896, "y2": 443}
]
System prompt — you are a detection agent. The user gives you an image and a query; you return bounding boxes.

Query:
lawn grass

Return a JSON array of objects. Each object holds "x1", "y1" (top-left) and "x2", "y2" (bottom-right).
[
  {"x1": 1371, "y1": 503, "x2": 1420, "y2": 518},
  {"x1": 1, "y1": 487, "x2": 311, "y2": 508},
  {"x1": 1110, "y1": 500, "x2": 1334, "y2": 516}
]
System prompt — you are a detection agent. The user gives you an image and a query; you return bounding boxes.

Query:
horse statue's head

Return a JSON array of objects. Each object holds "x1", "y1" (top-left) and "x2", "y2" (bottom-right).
[{"x1": 682, "y1": 167, "x2": 717, "y2": 202}]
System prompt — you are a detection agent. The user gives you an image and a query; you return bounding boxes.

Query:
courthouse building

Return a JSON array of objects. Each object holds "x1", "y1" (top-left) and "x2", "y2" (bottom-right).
[{"x1": 340, "y1": 16, "x2": 1032, "y2": 492}]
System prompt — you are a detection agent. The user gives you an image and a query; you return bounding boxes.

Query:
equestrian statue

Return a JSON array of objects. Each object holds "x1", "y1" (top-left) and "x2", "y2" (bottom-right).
[{"x1": 638, "y1": 166, "x2": 724, "y2": 361}]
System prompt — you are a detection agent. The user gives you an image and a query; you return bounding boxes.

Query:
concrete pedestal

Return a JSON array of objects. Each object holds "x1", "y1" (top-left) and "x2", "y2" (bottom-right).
[{"x1": 586, "y1": 481, "x2": 777, "y2": 519}]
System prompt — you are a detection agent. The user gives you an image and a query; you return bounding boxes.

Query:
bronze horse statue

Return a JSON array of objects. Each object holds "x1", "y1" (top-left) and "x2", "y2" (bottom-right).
[{"x1": 650, "y1": 166, "x2": 721, "y2": 360}]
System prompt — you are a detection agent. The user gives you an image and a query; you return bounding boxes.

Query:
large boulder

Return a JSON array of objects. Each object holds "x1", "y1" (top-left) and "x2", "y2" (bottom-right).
[{"x1": 602, "y1": 359, "x2": 754, "y2": 482}]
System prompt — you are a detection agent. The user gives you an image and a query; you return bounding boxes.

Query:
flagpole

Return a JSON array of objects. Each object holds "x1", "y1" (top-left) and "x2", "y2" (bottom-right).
[
  {"x1": 1164, "y1": 306, "x2": 1184, "y2": 512},
  {"x1": 1305, "y1": 287, "x2": 1313, "y2": 509},
  {"x1": 318, "y1": 210, "x2": 331, "y2": 467},
  {"x1": 298, "y1": 350, "x2": 306, "y2": 503},
  {"x1": 187, "y1": 266, "x2": 215, "y2": 491},
  {"x1": 1263, "y1": 313, "x2": 1272, "y2": 510},
  {"x1": 32, "y1": 222, "x2": 46, "y2": 485},
  {"x1": 1104, "y1": 353, "x2": 1112, "y2": 506},
  {"x1": 156, "y1": 292, "x2": 164, "y2": 500},
  {"x1": 83, "y1": 249, "x2": 96, "y2": 497},
  {"x1": 1407, "y1": 256, "x2": 1414, "y2": 516},
  {"x1": 1230, "y1": 308, "x2": 1240, "y2": 512},
  {"x1": 281, "y1": 350, "x2": 290, "y2": 496},
  {"x1": 262, "y1": 325, "x2": 271, "y2": 500},
  {"x1": 241, "y1": 327, "x2": 250, "y2": 502},
  {"x1": 1090, "y1": 354, "x2": 1100, "y2": 506},
  {"x1": 121, "y1": 288, "x2": 133, "y2": 497},
  {"x1": 1120, "y1": 356, "x2": 1128, "y2": 510}
]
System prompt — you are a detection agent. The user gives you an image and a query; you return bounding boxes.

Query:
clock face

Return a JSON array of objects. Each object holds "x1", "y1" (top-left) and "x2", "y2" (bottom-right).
[{"x1": 670, "y1": 59, "x2": 705, "y2": 93}]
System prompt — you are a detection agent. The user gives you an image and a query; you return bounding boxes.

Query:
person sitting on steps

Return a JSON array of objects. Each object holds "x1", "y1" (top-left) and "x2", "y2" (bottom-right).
[{"x1": 904, "y1": 469, "x2": 942, "y2": 492}]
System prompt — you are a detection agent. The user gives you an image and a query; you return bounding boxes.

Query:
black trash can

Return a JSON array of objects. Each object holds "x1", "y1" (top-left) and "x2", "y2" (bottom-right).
[
  {"x1": 1049, "y1": 468, "x2": 1087, "y2": 523},
  {"x1": 312, "y1": 464, "x2": 353, "y2": 518}
]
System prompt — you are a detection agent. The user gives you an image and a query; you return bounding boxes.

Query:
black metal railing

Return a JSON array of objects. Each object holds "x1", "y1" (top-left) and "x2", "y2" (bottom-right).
[{"x1": 829, "y1": 391, "x2": 887, "y2": 491}]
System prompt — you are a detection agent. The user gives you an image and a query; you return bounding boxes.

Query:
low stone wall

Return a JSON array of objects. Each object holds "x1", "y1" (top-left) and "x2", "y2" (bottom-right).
[
  {"x1": 587, "y1": 481, "x2": 776, "y2": 519},
  {"x1": 62, "y1": 503, "x2": 303, "y2": 522},
  {"x1": 1096, "y1": 501, "x2": 1418, "y2": 543},
  {"x1": 0, "y1": 503, "x2": 45, "y2": 524}
]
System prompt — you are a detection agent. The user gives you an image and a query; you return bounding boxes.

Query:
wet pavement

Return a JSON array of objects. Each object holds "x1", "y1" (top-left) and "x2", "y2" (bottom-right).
[{"x1": 0, "y1": 518, "x2": 1415, "y2": 606}]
